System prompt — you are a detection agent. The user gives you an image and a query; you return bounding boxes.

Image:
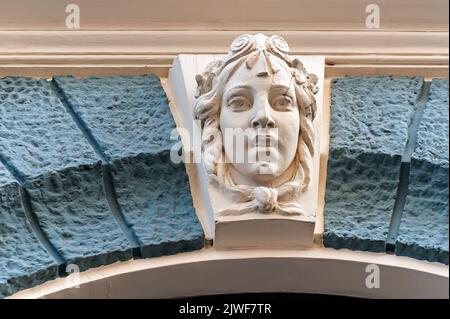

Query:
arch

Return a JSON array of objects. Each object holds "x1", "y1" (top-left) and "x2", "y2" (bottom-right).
[{"x1": 10, "y1": 248, "x2": 449, "y2": 299}]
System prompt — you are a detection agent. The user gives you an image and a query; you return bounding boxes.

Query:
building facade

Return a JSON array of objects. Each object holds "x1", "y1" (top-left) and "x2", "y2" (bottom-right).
[{"x1": 0, "y1": 0, "x2": 448, "y2": 299}]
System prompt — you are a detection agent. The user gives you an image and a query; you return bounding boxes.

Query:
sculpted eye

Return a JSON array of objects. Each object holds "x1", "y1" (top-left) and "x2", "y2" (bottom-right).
[
  {"x1": 227, "y1": 96, "x2": 252, "y2": 111},
  {"x1": 272, "y1": 95, "x2": 293, "y2": 110}
]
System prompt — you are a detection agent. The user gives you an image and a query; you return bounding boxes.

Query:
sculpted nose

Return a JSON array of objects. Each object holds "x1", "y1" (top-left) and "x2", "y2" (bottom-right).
[{"x1": 251, "y1": 101, "x2": 275, "y2": 129}]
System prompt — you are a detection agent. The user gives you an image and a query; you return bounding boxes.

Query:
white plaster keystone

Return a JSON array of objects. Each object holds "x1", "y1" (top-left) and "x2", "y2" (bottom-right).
[{"x1": 169, "y1": 34, "x2": 324, "y2": 249}]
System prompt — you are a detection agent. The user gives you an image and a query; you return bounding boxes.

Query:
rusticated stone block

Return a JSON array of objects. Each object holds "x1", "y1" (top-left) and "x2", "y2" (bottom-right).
[
  {"x1": 55, "y1": 76, "x2": 204, "y2": 257},
  {"x1": 0, "y1": 162, "x2": 58, "y2": 298},
  {"x1": 54, "y1": 76, "x2": 176, "y2": 161},
  {"x1": 111, "y1": 153, "x2": 204, "y2": 257},
  {"x1": 395, "y1": 79, "x2": 449, "y2": 264},
  {"x1": 0, "y1": 77, "x2": 134, "y2": 273},
  {"x1": 324, "y1": 76, "x2": 423, "y2": 252}
]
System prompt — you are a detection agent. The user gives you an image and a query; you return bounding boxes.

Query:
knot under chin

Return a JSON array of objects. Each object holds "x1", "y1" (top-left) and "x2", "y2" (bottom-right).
[
  {"x1": 252, "y1": 187, "x2": 278, "y2": 212},
  {"x1": 219, "y1": 185, "x2": 309, "y2": 217}
]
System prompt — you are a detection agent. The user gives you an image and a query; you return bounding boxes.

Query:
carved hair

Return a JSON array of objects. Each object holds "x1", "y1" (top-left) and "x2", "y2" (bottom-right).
[{"x1": 193, "y1": 34, "x2": 319, "y2": 216}]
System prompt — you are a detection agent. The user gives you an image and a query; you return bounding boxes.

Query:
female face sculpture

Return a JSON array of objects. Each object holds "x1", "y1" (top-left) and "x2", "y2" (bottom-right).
[
  {"x1": 194, "y1": 34, "x2": 318, "y2": 216},
  {"x1": 220, "y1": 55, "x2": 300, "y2": 185}
]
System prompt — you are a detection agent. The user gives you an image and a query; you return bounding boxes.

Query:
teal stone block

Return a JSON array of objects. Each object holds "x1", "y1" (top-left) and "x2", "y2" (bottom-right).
[
  {"x1": 111, "y1": 152, "x2": 204, "y2": 258},
  {"x1": 324, "y1": 76, "x2": 423, "y2": 252},
  {"x1": 54, "y1": 76, "x2": 175, "y2": 161},
  {"x1": 0, "y1": 162, "x2": 58, "y2": 298},
  {"x1": 54, "y1": 76, "x2": 204, "y2": 257},
  {"x1": 395, "y1": 79, "x2": 449, "y2": 264},
  {"x1": 0, "y1": 77, "x2": 134, "y2": 273}
]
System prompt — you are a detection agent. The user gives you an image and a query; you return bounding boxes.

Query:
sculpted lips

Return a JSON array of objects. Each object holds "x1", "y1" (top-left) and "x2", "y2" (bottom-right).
[
  {"x1": 250, "y1": 130, "x2": 279, "y2": 149},
  {"x1": 249, "y1": 131, "x2": 280, "y2": 164}
]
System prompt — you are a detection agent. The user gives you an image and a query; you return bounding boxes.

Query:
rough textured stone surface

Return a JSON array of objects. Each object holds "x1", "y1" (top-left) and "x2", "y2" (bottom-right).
[
  {"x1": 324, "y1": 77, "x2": 423, "y2": 252},
  {"x1": 0, "y1": 78, "x2": 99, "y2": 179},
  {"x1": 395, "y1": 79, "x2": 449, "y2": 264},
  {"x1": 54, "y1": 76, "x2": 175, "y2": 161},
  {"x1": 412, "y1": 80, "x2": 449, "y2": 167},
  {"x1": 0, "y1": 162, "x2": 58, "y2": 298},
  {"x1": 26, "y1": 165, "x2": 134, "y2": 270},
  {"x1": 55, "y1": 76, "x2": 204, "y2": 257},
  {"x1": 112, "y1": 152, "x2": 204, "y2": 257},
  {"x1": 0, "y1": 163, "x2": 13, "y2": 186},
  {"x1": 0, "y1": 75, "x2": 205, "y2": 298},
  {"x1": 0, "y1": 77, "x2": 134, "y2": 273}
]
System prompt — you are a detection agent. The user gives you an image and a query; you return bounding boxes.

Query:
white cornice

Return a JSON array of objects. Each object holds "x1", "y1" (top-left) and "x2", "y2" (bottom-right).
[
  {"x1": 0, "y1": 30, "x2": 448, "y2": 78},
  {"x1": 2, "y1": 31, "x2": 448, "y2": 55},
  {"x1": 0, "y1": 0, "x2": 448, "y2": 31}
]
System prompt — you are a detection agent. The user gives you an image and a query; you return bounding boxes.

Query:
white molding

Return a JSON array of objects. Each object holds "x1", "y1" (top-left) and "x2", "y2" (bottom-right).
[
  {"x1": 0, "y1": 31, "x2": 448, "y2": 78},
  {"x1": 2, "y1": 31, "x2": 447, "y2": 55},
  {"x1": 0, "y1": 0, "x2": 448, "y2": 31},
  {"x1": 9, "y1": 247, "x2": 449, "y2": 299}
]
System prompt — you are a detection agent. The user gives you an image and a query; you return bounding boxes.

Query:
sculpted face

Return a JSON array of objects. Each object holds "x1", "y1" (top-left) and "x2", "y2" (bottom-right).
[
  {"x1": 193, "y1": 34, "x2": 319, "y2": 216},
  {"x1": 220, "y1": 57, "x2": 300, "y2": 184}
]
